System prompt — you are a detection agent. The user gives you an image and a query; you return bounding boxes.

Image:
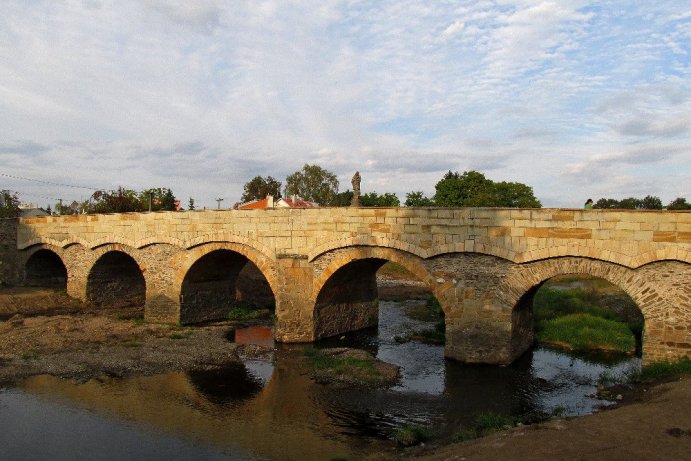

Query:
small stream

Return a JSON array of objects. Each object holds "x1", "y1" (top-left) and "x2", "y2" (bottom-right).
[{"x1": 0, "y1": 300, "x2": 640, "y2": 461}]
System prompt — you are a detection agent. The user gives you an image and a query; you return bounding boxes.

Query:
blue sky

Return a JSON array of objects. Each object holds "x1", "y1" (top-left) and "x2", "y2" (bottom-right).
[{"x1": 0, "y1": 1, "x2": 689, "y2": 208}]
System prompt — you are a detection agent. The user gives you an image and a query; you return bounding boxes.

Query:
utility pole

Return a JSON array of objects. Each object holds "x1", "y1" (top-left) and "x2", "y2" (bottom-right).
[
  {"x1": 215, "y1": 197, "x2": 224, "y2": 209},
  {"x1": 148, "y1": 192, "x2": 153, "y2": 212}
]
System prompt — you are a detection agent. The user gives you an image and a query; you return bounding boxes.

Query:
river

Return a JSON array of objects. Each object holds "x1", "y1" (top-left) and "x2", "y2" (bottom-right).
[{"x1": 0, "y1": 300, "x2": 640, "y2": 461}]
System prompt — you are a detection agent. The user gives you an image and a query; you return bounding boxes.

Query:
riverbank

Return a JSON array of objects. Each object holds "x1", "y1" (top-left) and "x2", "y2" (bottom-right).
[
  {"x1": 406, "y1": 376, "x2": 691, "y2": 461},
  {"x1": 1, "y1": 286, "x2": 689, "y2": 461}
]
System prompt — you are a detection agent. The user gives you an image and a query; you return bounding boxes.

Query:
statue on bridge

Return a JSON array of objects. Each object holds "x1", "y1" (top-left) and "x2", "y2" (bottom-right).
[{"x1": 351, "y1": 171, "x2": 361, "y2": 207}]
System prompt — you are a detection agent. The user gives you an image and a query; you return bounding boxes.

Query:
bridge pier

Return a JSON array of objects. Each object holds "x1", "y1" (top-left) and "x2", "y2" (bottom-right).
[{"x1": 274, "y1": 257, "x2": 316, "y2": 342}]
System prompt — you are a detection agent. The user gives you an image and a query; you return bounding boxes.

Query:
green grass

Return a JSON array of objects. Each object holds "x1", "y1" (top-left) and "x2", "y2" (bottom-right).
[
  {"x1": 636, "y1": 357, "x2": 691, "y2": 382},
  {"x1": 169, "y1": 330, "x2": 193, "y2": 340},
  {"x1": 537, "y1": 313, "x2": 635, "y2": 353},
  {"x1": 304, "y1": 348, "x2": 378, "y2": 375},
  {"x1": 533, "y1": 285, "x2": 642, "y2": 353},
  {"x1": 533, "y1": 288, "x2": 617, "y2": 323},
  {"x1": 227, "y1": 305, "x2": 271, "y2": 321},
  {"x1": 393, "y1": 424, "x2": 433, "y2": 446},
  {"x1": 452, "y1": 412, "x2": 513, "y2": 442}
]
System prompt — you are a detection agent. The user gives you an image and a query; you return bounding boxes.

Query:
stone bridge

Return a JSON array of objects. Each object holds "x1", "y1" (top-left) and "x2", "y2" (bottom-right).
[{"x1": 4, "y1": 207, "x2": 691, "y2": 365}]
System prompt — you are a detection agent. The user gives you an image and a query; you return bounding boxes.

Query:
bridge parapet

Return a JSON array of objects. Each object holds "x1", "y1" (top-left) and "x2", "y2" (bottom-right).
[{"x1": 17, "y1": 208, "x2": 691, "y2": 267}]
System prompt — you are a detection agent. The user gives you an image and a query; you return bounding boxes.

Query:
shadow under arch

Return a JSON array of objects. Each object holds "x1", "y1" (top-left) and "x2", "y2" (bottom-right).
[
  {"x1": 87, "y1": 250, "x2": 146, "y2": 307},
  {"x1": 180, "y1": 248, "x2": 276, "y2": 325},
  {"x1": 312, "y1": 246, "x2": 442, "y2": 341},
  {"x1": 24, "y1": 247, "x2": 67, "y2": 289}
]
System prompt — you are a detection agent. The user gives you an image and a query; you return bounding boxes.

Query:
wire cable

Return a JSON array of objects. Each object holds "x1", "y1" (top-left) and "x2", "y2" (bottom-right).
[{"x1": 0, "y1": 171, "x2": 98, "y2": 191}]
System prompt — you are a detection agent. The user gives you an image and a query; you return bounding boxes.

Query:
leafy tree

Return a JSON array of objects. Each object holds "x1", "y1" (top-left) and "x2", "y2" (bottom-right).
[
  {"x1": 188, "y1": 197, "x2": 196, "y2": 211},
  {"x1": 361, "y1": 192, "x2": 400, "y2": 207},
  {"x1": 241, "y1": 175, "x2": 282, "y2": 203},
  {"x1": 92, "y1": 187, "x2": 141, "y2": 213},
  {"x1": 639, "y1": 195, "x2": 663, "y2": 210},
  {"x1": 0, "y1": 190, "x2": 20, "y2": 218},
  {"x1": 617, "y1": 197, "x2": 640, "y2": 209},
  {"x1": 433, "y1": 170, "x2": 540, "y2": 208},
  {"x1": 331, "y1": 190, "x2": 353, "y2": 207},
  {"x1": 405, "y1": 191, "x2": 435, "y2": 207},
  {"x1": 140, "y1": 188, "x2": 177, "y2": 211},
  {"x1": 494, "y1": 181, "x2": 542, "y2": 208},
  {"x1": 593, "y1": 198, "x2": 620, "y2": 209},
  {"x1": 284, "y1": 164, "x2": 339, "y2": 206},
  {"x1": 667, "y1": 197, "x2": 691, "y2": 210},
  {"x1": 434, "y1": 171, "x2": 494, "y2": 207}
]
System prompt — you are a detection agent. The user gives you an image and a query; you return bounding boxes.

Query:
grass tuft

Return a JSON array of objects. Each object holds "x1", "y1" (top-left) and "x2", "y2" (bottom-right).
[{"x1": 393, "y1": 424, "x2": 432, "y2": 446}]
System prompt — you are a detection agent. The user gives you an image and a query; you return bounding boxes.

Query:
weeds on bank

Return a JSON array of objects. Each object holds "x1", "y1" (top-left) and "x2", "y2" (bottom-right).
[
  {"x1": 304, "y1": 348, "x2": 379, "y2": 376},
  {"x1": 633, "y1": 357, "x2": 691, "y2": 383},
  {"x1": 393, "y1": 424, "x2": 433, "y2": 446},
  {"x1": 534, "y1": 287, "x2": 643, "y2": 336},
  {"x1": 227, "y1": 305, "x2": 272, "y2": 321},
  {"x1": 451, "y1": 408, "x2": 564, "y2": 443},
  {"x1": 122, "y1": 339, "x2": 142, "y2": 347},
  {"x1": 537, "y1": 313, "x2": 636, "y2": 353},
  {"x1": 20, "y1": 351, "x2": 39, "y2": 360},
  {"x1": 169, "y1": 330, "x2": 193, "y2": 340}
]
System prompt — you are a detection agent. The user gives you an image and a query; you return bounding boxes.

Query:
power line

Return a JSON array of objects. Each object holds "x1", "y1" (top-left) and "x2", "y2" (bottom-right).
[{"x1": 0, "y1": 171, "x2": 98, "y2": 191}]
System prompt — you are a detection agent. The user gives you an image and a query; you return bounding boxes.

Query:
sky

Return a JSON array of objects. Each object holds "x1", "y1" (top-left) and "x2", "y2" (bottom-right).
[{"x1": 0, "y1": 0, "x2": 689, "y2": 209}]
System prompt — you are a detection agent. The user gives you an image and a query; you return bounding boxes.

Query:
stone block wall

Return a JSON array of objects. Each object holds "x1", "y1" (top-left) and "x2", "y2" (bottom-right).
[{"x1": 0, "y1": 218, "x2": 18, "y2": 286}]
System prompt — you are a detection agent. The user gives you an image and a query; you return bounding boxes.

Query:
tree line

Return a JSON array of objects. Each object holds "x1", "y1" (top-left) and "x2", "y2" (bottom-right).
[
  {"x1": 242, "y1": 165, "x2": 542, "y2": 208},
  {"x1": 592, "y1": 196, "x2": 691, "y2": 210},
  {"x1": 3, "y1": 164, "x2": 689, "y2": 217}
]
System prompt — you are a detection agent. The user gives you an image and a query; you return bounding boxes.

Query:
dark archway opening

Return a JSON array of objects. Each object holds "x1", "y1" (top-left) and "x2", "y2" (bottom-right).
[
  {"x1": 315, "y1": 259, "x2": 442, "y2": 342},
  {"x1": 87, "y1": 251, "x2": 145, "y2": 308},
  {"x1": 181, "y1": 250, "x2": 275, "y2": 325},
  {"x1": 516, "y1": 274, "x2": 644, "y2": 357},
  {"x1": 25, "y1": 249, "x2": 67, "y2": 289}
]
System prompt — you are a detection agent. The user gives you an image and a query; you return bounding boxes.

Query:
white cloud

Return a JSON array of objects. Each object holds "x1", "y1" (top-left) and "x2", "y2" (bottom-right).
[{"x1": 0, "y1": 1, "x2": 688, "y2": 208}]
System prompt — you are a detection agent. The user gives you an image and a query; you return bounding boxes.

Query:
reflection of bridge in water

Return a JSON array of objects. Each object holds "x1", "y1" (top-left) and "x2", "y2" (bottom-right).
[{"x1": 9, "y1": 207, "x2": 691, "y2": 364}]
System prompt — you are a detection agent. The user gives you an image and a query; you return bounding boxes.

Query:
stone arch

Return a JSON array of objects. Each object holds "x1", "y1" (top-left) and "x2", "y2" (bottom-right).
[
  {"x1": 311, "y1": 245, "x2": 444, "y2": 340},
  {"x1": 177, "y1": 242, "x2": 278, "y2": 325},
  {"x1": 504, "y1": 257, "x2": 690, "y2": 363},
  {"x1": 23, "y1": 245, "x2": 67, "y2": 289},
  {"x1": 86, "y1": 246, "x2": 146, "y2": 308}
]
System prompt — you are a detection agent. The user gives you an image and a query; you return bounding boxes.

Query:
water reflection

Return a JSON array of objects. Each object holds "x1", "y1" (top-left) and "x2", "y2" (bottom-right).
[{"x1": 1, "y1": 300, "x2": 641, "y2": 461}]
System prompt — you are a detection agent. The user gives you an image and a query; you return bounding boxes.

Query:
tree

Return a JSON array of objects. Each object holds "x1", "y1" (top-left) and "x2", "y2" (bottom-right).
[
  {"x1": 140, "y1": 188, "x2": 177, "y2": 211},
  {"x1": 92, "y1": 187, "x2": 141, "y2": 213},
  {"x1": 494, "y1": 181, "x2": 542, "y2": 208},
  {"x1": 617, "y1": 197, "x2": 640, "y2": 209},
  {"x1": 433, "y1": 170, "x2": 541, "y2": 208},
  {"x1": 284, "y1": 164, "x2": 339, "y2": 206},
  {"x1": 405, "y1": 191, "x2": 435, "y2": 207},
  {"x1": 241, "y1": 176, "x2": 282, "y2": 203},
  {"x1": 594, "y1": 198, "x2": 620, "y2": 209},
  {"x1": 361, "y1": 192, "x2": 400, "y2": 207},
  {"x1": 188, "y1": 197, "x2": 196, "y2": 211},
  {"x1": 0, "y1": 190, "x2": 20, "y2": 218},
  {"x1": 331, "y1": 190, "x2": 353, "y2": 207},
  {"x1": 639, "y1": 195, "x2": 663, "y2": 210},
  {"x1": 667, "y1": 197, "x2": 691, "y2": 210}
]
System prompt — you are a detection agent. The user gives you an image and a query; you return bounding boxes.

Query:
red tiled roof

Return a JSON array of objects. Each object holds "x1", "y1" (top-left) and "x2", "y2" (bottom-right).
[{"x1": 238, "y1": 198, "x2": 269, "y2": 209}]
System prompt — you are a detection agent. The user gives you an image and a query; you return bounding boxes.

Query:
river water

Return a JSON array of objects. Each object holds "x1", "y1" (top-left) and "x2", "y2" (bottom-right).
[{"x1": 0, "y1": 300, "x2": 640, "y2": 461}]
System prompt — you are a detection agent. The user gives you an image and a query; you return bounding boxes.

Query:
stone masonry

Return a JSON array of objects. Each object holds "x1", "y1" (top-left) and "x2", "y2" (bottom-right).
[{"x1": 8, "y1": 207, "x2": 691, "y2": 365}]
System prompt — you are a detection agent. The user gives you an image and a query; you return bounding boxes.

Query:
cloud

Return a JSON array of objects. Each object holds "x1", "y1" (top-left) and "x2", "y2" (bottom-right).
[{"x1": 0, "y1": 1, "x2": 688, "y2": 208}]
